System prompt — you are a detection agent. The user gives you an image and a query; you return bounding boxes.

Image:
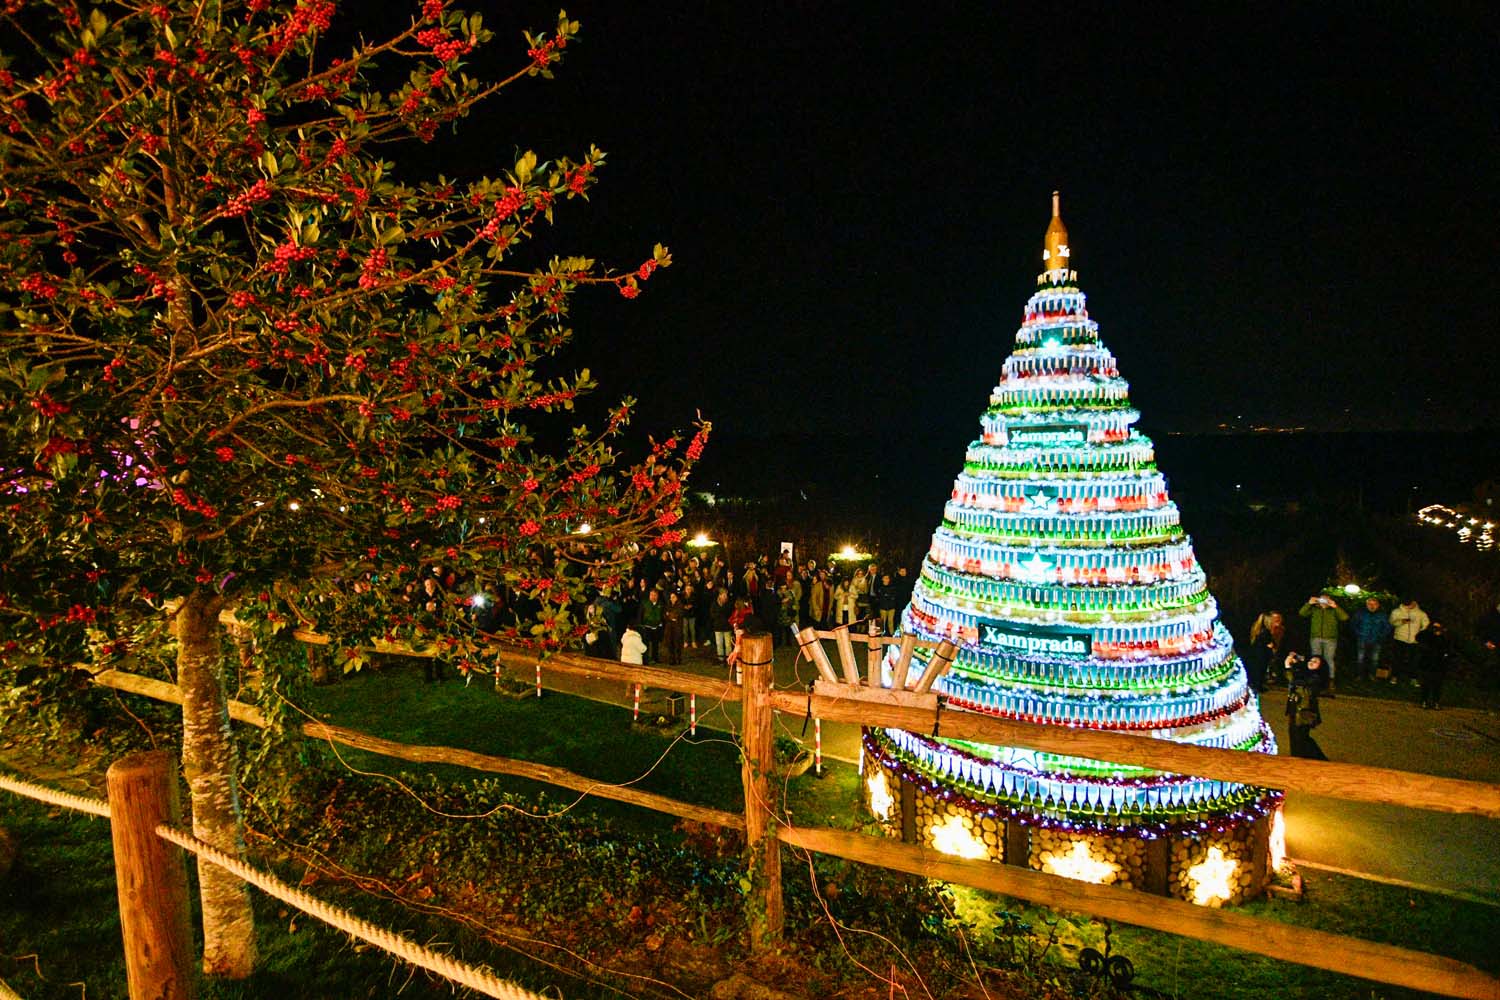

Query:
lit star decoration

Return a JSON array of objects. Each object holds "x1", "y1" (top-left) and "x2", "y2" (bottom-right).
[
  {"x1": 1023, "y1": 488, "x2": 1057, "y2": 513},
  {"x1": 929, "y1": 814, "x2": 988, "y2": 860},
  {"x1": 867, "y1": 770, "x2": 895, "y2": 822},
  {"x1": 1269, "y1": 805, "x2": 1287, "y2": 871},
  {"x1": 1045, "y1": 840, "x2": 1118, "y2": 885},
  {"x1": 1003, "y1": 747, "x2": 1040, "y2": 773},
  {"x1": 1188, "y1": 846, "x2": 1239, "y2": 906},
  {"x1": 1018, "y1": 551, "x2": 1053, "y2": 582}
]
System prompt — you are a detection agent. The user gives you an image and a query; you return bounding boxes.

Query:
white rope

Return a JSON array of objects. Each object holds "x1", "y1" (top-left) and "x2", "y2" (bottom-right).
[
  {"x1": 0, "y1": 771, "x2": 111, "y2": 818},
  {"x1": 0, "y1": 976, "x2": 24, "y2": 1000},
  {"x1": 154, "y1": 825, "x2": 550, "y2": 1000}
]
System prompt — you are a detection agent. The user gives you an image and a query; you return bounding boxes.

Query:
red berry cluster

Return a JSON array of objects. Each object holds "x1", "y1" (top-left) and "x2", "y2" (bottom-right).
[
  {"x1": 567, "y1": 163, "x2": 592, "y2": 194},
  {"x1": 265, "y1": 240, "x2": 316, "y2": 275},
  {"x1": 30, "y1": 393, "x2": 69, "y2": 418},
  {"x1": 527, "y1": 35, "x2": 566, "y2": 69},
  {"x1": 416, "y1": 27, "x2": 473, "y2": 63},
  {"x1": 42, "y1": 47, "x2": 96, "y2": 101},
  {"x1": 222, "y1": 179, "x2": 272, "y2": 217},
  {"x1": 272, "y1": 0, "x2": 336, "y2": 51},
  {"x1": 171, "y1": 488, "x2": 220, "y2": 520},
  {"x1": 19, "y1": 273, "x2": 58, "y2": 299},
  {"x1": 685, "y1": 427, "x2": 709, "y2": 461},
  {"x1": 35, "y1": 604, "x2": 98, "y2": 631},
  {"x1": 359, "y1": 247, "x2": 388, "y2": 288}
]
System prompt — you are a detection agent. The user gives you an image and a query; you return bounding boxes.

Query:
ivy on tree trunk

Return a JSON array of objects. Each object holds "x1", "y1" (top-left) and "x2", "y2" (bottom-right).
[{"x1": 173, "y1": 589, "x2": 257, "y2": 977}]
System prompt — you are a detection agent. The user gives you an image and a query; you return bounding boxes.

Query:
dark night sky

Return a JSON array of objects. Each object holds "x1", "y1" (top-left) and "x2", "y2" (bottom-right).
[{"x1": 436, "y1": 3, "x2": 1499, "y2": 444}]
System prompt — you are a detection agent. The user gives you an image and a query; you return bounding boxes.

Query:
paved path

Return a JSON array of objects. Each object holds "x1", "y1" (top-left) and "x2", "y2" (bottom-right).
[
  {"x1": 545, "y1": 642, "x2": 1500, "y2": 902},
  {"x1": 1259, "y1": 690, "x2": 1500, "y2": 902}
]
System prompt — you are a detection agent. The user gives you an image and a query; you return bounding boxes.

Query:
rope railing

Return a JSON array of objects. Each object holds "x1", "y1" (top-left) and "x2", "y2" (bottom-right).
[
  {"x1": 0, "y1": 770, "x2": 549, "y2": 1000},
  {"x1": 0, "y1": 770, "x2": 111, "y2": 818},
  {"x1": 153, "y1": 824, "x2": 549, "y2": 1000}
]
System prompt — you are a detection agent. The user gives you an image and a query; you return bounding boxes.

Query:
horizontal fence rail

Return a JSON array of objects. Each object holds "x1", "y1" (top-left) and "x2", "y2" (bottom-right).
[
  {"x1": 769, "y1": 688, "x2": 1500, "y2": 819},
  {"x1": 92, "y1": 670, "x2": 744, "y2": 832},
  {"x1": 777, "y1": 824, "x2": 1500, "y2": 1000},
  {"x1": 225, "y1": 616, "x2": 1500, "y2": 820},
  {"x1": 75, "y1": 626, "x2": 1500, "y2": 1000},
  {"x1": 481, "y1": 647, "x2": 1500, "y2": 819}
]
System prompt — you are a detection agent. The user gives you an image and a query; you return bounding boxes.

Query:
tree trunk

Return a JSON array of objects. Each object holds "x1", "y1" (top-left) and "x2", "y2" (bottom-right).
[{"x1": 174, "y1": 590, "x2": 258, "y2": 977}]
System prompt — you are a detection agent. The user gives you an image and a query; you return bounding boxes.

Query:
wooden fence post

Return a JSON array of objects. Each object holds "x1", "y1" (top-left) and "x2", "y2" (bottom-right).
[
  {"x1": 107, "y1": 750, "x2": 196, "y2": 1000},
  {"x1": 739, "y1": 631, "x2": 784, "y2": 950}
]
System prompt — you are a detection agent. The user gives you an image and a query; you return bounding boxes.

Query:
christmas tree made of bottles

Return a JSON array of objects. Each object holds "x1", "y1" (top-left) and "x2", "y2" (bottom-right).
[{"x1": 865, "y1": 195, "x2": 1279, "y2": 894}]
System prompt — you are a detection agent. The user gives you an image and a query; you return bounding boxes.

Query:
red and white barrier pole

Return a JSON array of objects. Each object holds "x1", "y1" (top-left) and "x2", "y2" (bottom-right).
[
  {"x1": 814, "y1": 717, "x2": 823, "y2": 775},
  {"x1": 690, "y1": 694, "x2": 697, "y2": 736},
  {"x1": 535, "y1": 661, "x2": 542, "y2": 698},
  {"x1": 632, "y1": 683, "x2": 641, "y2": 722}
]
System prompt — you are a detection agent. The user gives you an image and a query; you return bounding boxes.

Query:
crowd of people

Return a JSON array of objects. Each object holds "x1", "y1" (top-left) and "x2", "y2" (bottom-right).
[
  {"x1": 1241, "y1": 591, "x2": 1461, "y2": 760},
  {"x1": 430, "y1": 541, "x2": 1489, "y2": 766},
  {"x1": 580, "y1": 545, "x2": 917, "y2": 670}
]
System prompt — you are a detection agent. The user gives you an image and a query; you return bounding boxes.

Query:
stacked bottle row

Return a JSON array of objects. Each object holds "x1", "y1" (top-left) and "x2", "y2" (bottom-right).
[
  {"x1": 930, "y1": 534, "x2": 1198, "y2": 579},
  {"x1": 965, "y1": 436, "x2": 1157, "y2": 472},
  {"x1": 919, "y1": 562, "x2": 1209, "y2": 616},
  {"x1": 937, "y1": 666, "x2": 1254, "y2": 734},
  {"x1": 941, "y1": 504, "x2": 1183, "y2": 542},
  {"x1": 1002, "y1": 350, "x2": 1119, "y2": 381},
  {"x1": 906, "y1": 585, "x2": 1220, "y2": 637},
  {"x1": 1014, "y1": 322, "x2": 1097, "y2": 349},
  {"x1": 951, "y1": 469, "x2": 1163, "y2": 508},
  {"x1": 940, "y1": 624, "x2": 1238, "y2": 689},
  {"x1": 989, "y1": 383, "x2": 1133, "y2": 413},
  {"x1": 869, "y1": 728, "x2": 1273, "y2": 827}
]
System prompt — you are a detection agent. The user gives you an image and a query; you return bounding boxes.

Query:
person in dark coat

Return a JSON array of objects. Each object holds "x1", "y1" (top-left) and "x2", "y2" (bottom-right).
[
  {"x1": 875, "y1": 573, "x2": 900, "y2": 634},
  {"x1": 756, "y1": 583, "x2": 780, "y2": 648},
  {"x1": 1350, "y1": 597, "x2": 1393, "y2": 681},
  {"x1": 1283, "y1": 652, "x2": 1328, "y2": 760},
  {"x1": 1244, "y1": 610, "x2": 1286, "y2": 692},
  {"x1": 596, "y1": 590, "x2": 622, "y2": 646},
  {"x1": 662, "y1": 591, "x2": 686, "y2": 666},
  {"x1": 637, "y1": 588, "x2": 665, "y2": 665},
  {"x1": 1416, "y1": 620, "x2": 1453, "y2": 709}
]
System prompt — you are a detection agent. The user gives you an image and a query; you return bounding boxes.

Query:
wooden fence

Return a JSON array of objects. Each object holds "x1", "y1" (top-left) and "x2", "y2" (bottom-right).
[
  {"x1": 0, "y1": 756, "x2": 551, "y2": 1000},
  {"x1": 83, "y1": 624, "x2": 1500, "y2": 999}
]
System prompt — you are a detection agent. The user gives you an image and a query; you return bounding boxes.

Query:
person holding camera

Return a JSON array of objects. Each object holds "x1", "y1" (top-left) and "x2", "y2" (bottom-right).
[
  {"x1": 1283, "y1": 651, "x2": 1329, "y2": 760},
  {"x1": 1299, "y1": 594, "x2": 1349, "y2": 695}
]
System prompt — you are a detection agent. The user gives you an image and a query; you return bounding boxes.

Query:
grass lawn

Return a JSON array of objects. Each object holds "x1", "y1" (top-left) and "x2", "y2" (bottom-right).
[
  {"x1": 297, "y1": 662, "x2": 862, "y2": 834},
  {"x1": 0, "y1": 790, "x2": 511, "y2": 1000},
  {"x1": 4, "y1": 660, "x2": 1494, "y2": 999},
  {"x1": 1, "y1": 786, "x2": 734, "y2": 1000},
  {"x1": 300, "y1": 664, "x2": 1500, "y2": 1000}
]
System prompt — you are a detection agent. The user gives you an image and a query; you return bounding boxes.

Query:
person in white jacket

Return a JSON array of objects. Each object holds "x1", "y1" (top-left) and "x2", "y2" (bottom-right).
[
  {"x1": 1388, "y1": 599, "x2": 1430, "y2": 686},
  {"x1": 619, "y1": 625, "x2": 647, "y2": 666}
]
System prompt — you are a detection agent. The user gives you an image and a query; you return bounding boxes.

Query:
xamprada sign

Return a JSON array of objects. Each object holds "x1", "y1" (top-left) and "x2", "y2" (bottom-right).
[
  {"x1": 977, "y1": 618, "x2": 1092, "y2": 659},
  {"x1": 1008, "y1": 423, "x2": 1089, "y2": 446}
]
